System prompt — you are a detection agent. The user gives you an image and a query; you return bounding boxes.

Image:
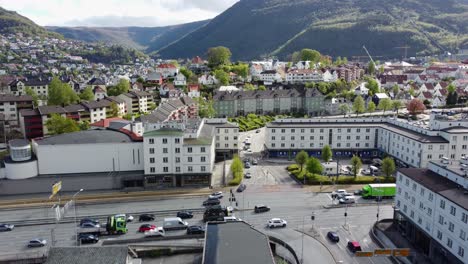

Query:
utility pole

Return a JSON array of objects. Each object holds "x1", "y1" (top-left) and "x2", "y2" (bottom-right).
[
  {"x1": 301, "y1": 216, "x2": 305, "y2": 264},
  {"x1": 72, "y1": 189, "x2": 84, "y2": 246}
]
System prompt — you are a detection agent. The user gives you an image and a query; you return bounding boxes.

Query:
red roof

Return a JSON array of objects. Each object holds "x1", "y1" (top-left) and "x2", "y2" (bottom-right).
[
  {"x1": 188, "y1": 84, "x2": 199, "y2": 91},
  {"x1": 191, "y1": 56, "x2": 203, "y2": 64},
  {"x1": 157, "y1": 63, "x2": 177, "y2": 69},
  {"x1": 90, "y1": 117, "x2": 126, "y2": 128},
  {"x1": 422, "y1": 91, "x2": 433, "y2": 99}
]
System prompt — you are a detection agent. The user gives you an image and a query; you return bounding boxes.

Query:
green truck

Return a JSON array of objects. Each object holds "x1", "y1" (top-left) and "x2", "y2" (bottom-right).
[
  {"x1": 361, "y1": 183, "x2": 396, "y2": 199},
  {"x1": 78, "y1": 214, "x2": 128, "y2": 236}
]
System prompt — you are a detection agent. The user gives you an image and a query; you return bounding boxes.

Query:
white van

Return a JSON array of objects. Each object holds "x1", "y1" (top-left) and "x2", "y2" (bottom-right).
[
  {"x1": 339, "y1": 195, "x2": 356, "y2": 204},
  {"x1": 224, "y1": 216, "x2": 241, "y2": 222},
  {"x1": 369, "y1": 166, "x2": 380, "y2": 174},
  {"x1": 163, "y1": 217, "x2": 188, "y2": 231}
]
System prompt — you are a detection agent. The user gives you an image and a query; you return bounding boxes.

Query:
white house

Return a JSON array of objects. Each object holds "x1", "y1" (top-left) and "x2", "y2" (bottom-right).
[
  {"x1": 259, "y1": 70, "x2": 283, "y2": 84},
  {"x1": 173, "y1": 72, "x2": 187, "y2": 86},
  {"x1": 285, "y1": 69, "x2": 323, "y2": 84},
  {"x1": 187, "y1": 84, "x2": 200, "y2": 98},
  {"x1": 354, "y1": 82, "x2": 369, "y2": 96},
  {"x1": 198, "y1": 74, "x2": 218, "y2": 86},
  {"x1": 155, "y1": 63, "x2": 179, "y2": 78}
]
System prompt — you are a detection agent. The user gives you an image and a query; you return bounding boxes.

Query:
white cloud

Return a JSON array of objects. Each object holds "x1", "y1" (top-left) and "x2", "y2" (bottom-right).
[{"x1": 0, "y1": 0, "x2": 239, "y2": 27}]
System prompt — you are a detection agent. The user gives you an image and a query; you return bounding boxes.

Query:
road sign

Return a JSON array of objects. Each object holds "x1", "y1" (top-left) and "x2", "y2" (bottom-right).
[
  {"x1": 355, "y1": 251, "x2": 374, "y2": 257},
  {"x1": 374, "y1": 249, "x2": 392, "y2": 256},
  {"x1": 393, "y1": 248, "x2": 410, "y2": 257},
  {"x1": 49, "y1": 181, "x2": 62, "y2": 199}
]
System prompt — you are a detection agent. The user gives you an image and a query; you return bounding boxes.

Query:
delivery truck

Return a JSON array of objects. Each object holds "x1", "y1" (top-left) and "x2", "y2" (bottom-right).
[
  {"x1": 78, "y1": 214, "x2": 128, "y2": 236},
  {"x1": 361, "y1": 183, "x2": 396, "y2": 199}
]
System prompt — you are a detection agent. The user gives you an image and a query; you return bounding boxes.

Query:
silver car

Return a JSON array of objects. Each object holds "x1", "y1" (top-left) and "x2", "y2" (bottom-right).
[
  {"x1": 0, "y1": 224, "x2": 14, "y2": 232},
  {"x1": 28, "y1": 238, "x2": 47, "y2": 247}
]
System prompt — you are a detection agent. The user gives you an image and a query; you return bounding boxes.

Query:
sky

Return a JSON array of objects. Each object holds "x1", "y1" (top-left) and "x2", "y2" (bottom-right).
[{"x1": 0, "y1": 0, "x2": 239, "y2": 27}]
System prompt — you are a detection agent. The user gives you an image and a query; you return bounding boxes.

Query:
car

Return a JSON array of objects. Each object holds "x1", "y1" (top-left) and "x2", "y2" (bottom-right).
[
  {"x1": 361, "y1": 169, "x2": 371, "y2": 175},
  {"x1": 209, "y1": 191, "x2": 223, "y2": 199},
  {"x1": 80, "y1": 222, "x2": 100, "y2": 228},
  {"x1": 138, "y1": 224, "x2": 156, "y2": 233},
  {"x1": 252, "y1": 159, "x2": 258, "y2": 165},
  {"x1": 267, "y1": 218, "x2": 287, "y2": 228},
  {"x1": 224, "y1": 216, "x2": 241, "y2": 222},
  {"x1": 347, "y1": 241, "x2": 362, "y2": 252},
  {"x1": 27, "y1": 238, "x2": 47, "y2": 248},
  {"x1": 247, "y1": 149, "x2": 253, "y2": 153},
  {"x1": 243, "y1": 158, "x2": 250, "y2": 163},
  {"x1": 244, "y1": 172, "x2": 252, "y2": 179},
  {"x1": 254, "y1": 205, "x2": 271, "y2": 213},
  {"x1": 236, "y1": 184, "x2": 247, "y2": 192},
  {"x1": 80, "y1": 218, "x2": 99, "y2": 226},
  {"x1": 203, "y1": 199, "x2": 220, "y2": 206},
  {"x1": 177, "y1": 211, "x2": 193, "y2": 219},
  {"x1": 187, "y1": 225, "x2": 205, "y2": 235},
  {"x1": 145, "y1": 227, "x2": 165, "y2": 237},
  {"x1": 339, "y1": 196, "x2": 356, "y2": 204},
  {"x1": 244, "y1": 162, "x2": 251, "y2": 168},
  {"x1": 327, "y1": 231, "x2": 340, "y2": 242},
  {"x1": 354, "y1": 190, "x2": 363, "y2": 195},
  {"x1": 0, "y1": 223, "x2": 14, "y2": 232},
  {"x1": 256, "y1": 129, "x2": 261, "y2": 133},
  {"x1": 139, "y1": 214, "x2": 155, "y2": 222},
  {"x1": 78, "y1": 234, "x2": 99, "y2": 244}
]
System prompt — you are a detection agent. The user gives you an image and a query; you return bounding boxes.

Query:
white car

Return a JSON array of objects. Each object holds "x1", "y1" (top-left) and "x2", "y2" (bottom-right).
[
  {"x1": 209, "y1": 191, "x2": 223, "y2": 199},
  {"x1": 145, "y1": 227, "x2": 165, "y2": 237},
  {"x1": 267, "y1": 218, "x2": 287, "y2": 228}
]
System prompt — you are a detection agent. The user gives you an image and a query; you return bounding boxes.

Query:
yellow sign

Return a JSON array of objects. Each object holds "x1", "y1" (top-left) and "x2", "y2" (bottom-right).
[
  {"x1": 393, "y1": 248, "x2": 410, "y2": 257},
  {"x1": 355, "y1": 251, "x2": 374, "y2": 257},
  {"x1": 49, "y1": 181, "x2": 62, "y2": 199},
  {"x1": 375, "y1": 249, "x2": 392, "y2": 256}
]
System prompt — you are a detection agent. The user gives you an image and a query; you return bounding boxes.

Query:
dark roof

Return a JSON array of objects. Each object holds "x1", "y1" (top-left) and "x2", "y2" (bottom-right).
[
  {"x1": 35, "y1": 129, "x2": 136, "y2": 145},
  {"x1": 87, "y1": 77, "x2": 105, "y2": 85},
  {"x1": 38, "y1": 105, "x2": 67, "y2": 115},
  {"x1": 64, "y1": 104, "x2": 86, "y2": 112},
  {"x1": 81, "y1": 100, "x2": 111, "y2": 109},
  {"x1": 399, "y1": 168, "x2": 468, "y2": 210},
  {"x1": 213, "y1": 88, "x2": 308, "y2": 101},
  {"x1": 20, "y1": 108, "x2": 40, "y2": 117},
  {"x1": 45, "y1": 246, "x2": 129, "y2": 264},
  {"x1": 203, "y1": 222, "x2": 274, "y2": 264},
  {"x1": 0, "y1": 94, "x2": 33, "y2": 102},
  {"x1": 105, "y1": 96, "x2": 125, "y2": 104}
]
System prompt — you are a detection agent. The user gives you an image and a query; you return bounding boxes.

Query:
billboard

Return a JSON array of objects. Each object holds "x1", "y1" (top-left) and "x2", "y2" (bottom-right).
[{"x1": 49, "y1": 181, "x2": 62, "y2": 199}]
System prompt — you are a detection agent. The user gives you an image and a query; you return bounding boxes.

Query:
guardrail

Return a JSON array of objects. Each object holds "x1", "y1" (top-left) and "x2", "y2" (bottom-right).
[{"x1": 102, "y1": 234, "x2": 204, "y2": 245}]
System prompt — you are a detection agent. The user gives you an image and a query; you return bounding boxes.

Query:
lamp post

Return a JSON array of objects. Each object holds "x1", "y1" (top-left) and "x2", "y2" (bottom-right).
[{"x1": 73, "y1": 189, "x2": 84, "y2": 246}]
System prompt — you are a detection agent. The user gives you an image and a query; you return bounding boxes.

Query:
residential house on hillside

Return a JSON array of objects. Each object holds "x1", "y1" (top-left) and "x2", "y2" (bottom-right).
[
  {"x1": 9, "y1": 77, "x2": 50, "y2": 96},
  {"x1": 354, "y1": 82, "x2": 369, "y2": 96},
  {"x1": 155, "y1": 63, "x2": 178, "y2": 78},
  {"x1": 321, "y1": 69, "x2": 338, "y2": 82},
  {"x1": 174, "y1": 72, "x2": 187, "y2": 86},
  {"x1": 146, "y1": 72, "x2": 163, "y2": 85},
  {"x1": 198, "y1": 74, "x2": 218, "y2": 86},
  {"x1": 105, "y1": 96, "x2": 126, "y2": 117},
  {"x1": 188, "y1": 84, "x2": 200, "y2": 98},
  {"x1": 372, "y1": 93, "x2": 389, "y2": 106},
  {"x1": 93, "y1": 86, "x2": 107, "y2": 101},
  {"x1": 87, "y1": 77, "x2": 106, "y2": 90},
  {"x1": 285, "y1": 69, "x2": 323, "y2": 84},
  {"x1": 159, "y1": 83, "x2": 176, "y2": 97},
  {"x1": 140, "y1": 97, "x2": 197, "y2": 124},
  {"x1": 259, "y1": 70, "x2": 283, "y2": 84},
  {"x1": 296, "y1": 61, "x2": 311, "y2": 70},
  {"x1": 0, "y1": 94, "x2": 34, "y2": 126},
  {"x1": 378, "y1": 74, "x2": 407, "y2": 88},
  {"x1": 118, "y1": 90, "x2": 153, "y2": 114}
]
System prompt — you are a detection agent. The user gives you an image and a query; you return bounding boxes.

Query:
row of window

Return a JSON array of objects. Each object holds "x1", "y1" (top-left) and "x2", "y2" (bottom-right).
[
  {"x1": 148, "y1": 146, "x2": 205, "y2": 154},
  {"x1": 271, "y1": 135, "x2": 371, "y2": 141},
  {"x1": 436, "y1": 229, "x2": 465, "y2": 258},
  {"x1": 149, "y1": 166, "x2": 206, "y2": 173},
  {"x1": 271, "y1": 142, "x2": 371, "y2": 148},
  {"x1": 216, "y1": 136, "x2": 238, "y2": 141},
  {"x1": 271, "y1": 128, "x2": 372, "y2": 134},
  {"x1": 149, "y1": 156, "x2": 207, "y2": 163}
]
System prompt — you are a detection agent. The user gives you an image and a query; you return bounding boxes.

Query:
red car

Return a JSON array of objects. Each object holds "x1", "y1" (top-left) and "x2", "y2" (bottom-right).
[{"x1": 138, "y1": 224, "x2": 156, "y2": 233}]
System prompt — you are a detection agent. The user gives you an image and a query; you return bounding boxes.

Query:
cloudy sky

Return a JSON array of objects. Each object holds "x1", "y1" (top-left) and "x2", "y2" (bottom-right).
[{"x1": 0, "y1": 0, "x2": 239, "y2": 27}]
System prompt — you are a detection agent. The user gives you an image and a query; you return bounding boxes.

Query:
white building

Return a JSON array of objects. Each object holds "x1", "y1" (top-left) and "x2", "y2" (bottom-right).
[
  {"x1": 198, "y1": 74, "x2": 218, "y2": 86},
  {"x1": 395, "y1": 159, "x2": 468, "y2": 264},
  {"x1": 173, "y1": 73, "x2": 187, "y2": 86},
  {"x1": 259, "y1": 70, "x2": 283, "y2": 84},
  {"x1": 285, "y1": 69, "x2": 323, "y2": 84},
  {"x1": 155, "y1": 63, "x2": 179, "y2": 78}
]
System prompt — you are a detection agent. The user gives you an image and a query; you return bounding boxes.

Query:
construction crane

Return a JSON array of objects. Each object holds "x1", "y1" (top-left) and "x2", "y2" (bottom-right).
[
  {"x1": 394, "y1": 46, "x2": 410, "y2": 60},
  {"x1": 362, "y1": 45, "x2": 375, "y2": 65}
]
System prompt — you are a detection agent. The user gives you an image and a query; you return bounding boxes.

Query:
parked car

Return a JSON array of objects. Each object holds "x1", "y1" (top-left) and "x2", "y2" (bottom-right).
[
  {"x1": 254, "y1": 205, "x2": 271, "y2": 213},
  {"x1": 79, "y1": 218, "x2": 99, "y2": 226},
  {"x1": 362, "y1": 159, "x2": 373, "y2": 165},
  {"x1": 145, "y1": 227, "x2": 165, "y2": 237},
  {"x1": 339, "y1": 195, "x2": 356, "y2": 204},
  {"x1": 327, "y1": 231, "x2": 340, "y2": 242},
  {"x1": 252, "y1": 159, "x2": 258, "y2": 165},
  {"x1": 177, "y1": 211, "x2": 193, "y2": 219},
  {"x1": 244, "y1": 162, "x2": 251, "y2": 168},
  {"x1": 209, "y1": 191, "x2": 223, "y2": 199},
  {"x1": 138, "y1": 224, "x2": 156, "y2": 233},
  {"x1": 354, "y1": 190, "x2": 363, "y2": 195},
  {"x1": 244, "y1": 172, "x2": 252, "y2": 179},
  {"x1": 80, "y1": 222, "x2": 100, "y2": 228},
  {"x1": 361, "y1": 169, "x2": 372, "y2": 175},
  {"x1": 187, "y1": 225, "x2": 205, "y2": 235},
  {"x1": 347, "y1": 241, "x2": 362, "y2": 252},
  {"x1": 139, "y1": 214, "x2": 155, "y2": 222},
  {"x1": 236, "y1": 184, "x2": 247, "y2": 192},
  {"x1": 27, "y1": 238, "x2": 47, "y2": 248},
  {"x1": 267, "y1": 218, "x2": 287, "y2": 228},
  {"x1": 78, "y1": 234, "x2": 99, "y2": 244},
  {"x1": 0, "y1": 223, "x2": 14, "y2": 232},
  {"x1": 256, "y1": 129, "x2": 260, "y2": 133},
  {"x1": 203, "y1": 199, "x2": 220, "y2": 206}
]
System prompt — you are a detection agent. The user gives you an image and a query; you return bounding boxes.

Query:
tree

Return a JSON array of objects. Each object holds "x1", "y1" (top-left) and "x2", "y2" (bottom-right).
[
  {"x1": 350, "y1": 155, "x2": 362, "y2": 178},
  {"x1": 214, "y1": 69, "x2": 229, "y2": 86},
  {"x1": 78, "y1": 121, "x2": 90, "y2": 131},
  {"x1": 381, "y1": 157, "x2": 396, "y2": 178},
  {"x1": 321, "y1": 145, "x2": 332, "y2": 162},
  {"x1": 48, "y1": 77, "x2": 79, "y2": 106},
  {"x1": 230, "y1": 155, "x2": 244, "y2": 185},
  {"x1": 365, "y1": 78, "x2": 379, "y2": 95},
  {"x1": 45, "y1": 114, "x2": 80, "y2": 135},
  {"x1": 136, "y1": 77, "x2": 144, "y2": 83},
  {"x1": 243, "y1": 83, "x2": 255, "y2": 91},
  {"x1": 338, "y1": 104, "x2": 349, "y2": 117},
  {"x1": 378, "y1": 98, "x2": 392, "y2": 114},
  {"x1": 25, "y1": 87, "x2": 39, "y2": 107},
  {"x1": 368, "y1": 61, "x2": 375, "y2": 75},
  {"x1": 300, "y1": 49, "x2": 321, "y2": 63},
  {"x1": 108, "y1": 79, "x2": 129, "y2": 96},
  {"x1": 407, "y1": 99, "x2": 426, "y2": 115},
  {"x1": 258, "y1": 85, "x2": 267, "y2": 91},
  {"x1": 446, "y1": 84, "x2": 458, "y2": 106},
  {"x1": 306, "y1": 157, "x2": 323, "y2": 175},
  {"x1": 392, "y1": 85, "x2": 400, "y2": 97},
  {"x1": 291, "y1": 51, "x2": 301, "y2": 63},
  {"x1": 79, "y1": 87, "x2": 94, "y2": 101},
  {"x1": 109, "y1": 102, "x2": 119, "y2": 117},
  {"x1": 367, "y1": 101, "x2": 376, "y2": 112},
  {"x1": 230, "y1": 63, "x2": 249, "y2": 78},
  {"x1": 392, "y1": 100, "x2": 403, "y2": 114},
  {"x1": 353, "y1": 95, "x2": 365, "y2": 116},
  {"x1": 179, "y1": 67, "x2": 193, "y2": 80},
  {"x1": 295, "y1": 150, "x2": 309, "y2": 171},
  {"x1": 207, "y1": 46, "x2": 231, "y2": 68},
  {"x1": 198, "y1": 96, "x2": 216, "y2": 118}
]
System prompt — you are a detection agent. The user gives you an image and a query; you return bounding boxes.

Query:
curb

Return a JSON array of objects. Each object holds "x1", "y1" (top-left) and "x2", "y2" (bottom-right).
[
  {"x1": 322, "y1": 202, "x2": 394, "y2": 209},
  {"x1": 295, "y1": 229, "x2": 338, "y2": 264}
]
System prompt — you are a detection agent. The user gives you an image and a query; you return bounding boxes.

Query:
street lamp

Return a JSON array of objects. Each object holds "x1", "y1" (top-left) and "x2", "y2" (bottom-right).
[{"x1": 73, "y1": 189, "x2": 84, "y2": 246}]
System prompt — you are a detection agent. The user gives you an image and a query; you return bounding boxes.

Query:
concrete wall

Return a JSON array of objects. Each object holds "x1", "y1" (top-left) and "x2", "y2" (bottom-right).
[{"x1": 5, "y1": 160, "x2": 38, "y2": 179}]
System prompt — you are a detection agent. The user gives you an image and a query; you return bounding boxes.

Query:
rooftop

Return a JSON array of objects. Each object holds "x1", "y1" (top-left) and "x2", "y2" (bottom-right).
[
  {"x1": 45, "y1": 246, "x2": 129, "y2": 264},
  {"x1": 143, "y1": 128, "x2": 184, "y2": 137},
  {"x1": 35, "y1": 129, "x2": 135, "y2": 145},
  {"x1": 203, "y1": 221, "x2": 274, "y2": 264}
]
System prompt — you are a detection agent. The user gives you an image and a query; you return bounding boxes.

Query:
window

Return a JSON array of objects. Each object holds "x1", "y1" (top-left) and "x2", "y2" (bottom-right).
[
  {"x1": 272, "y1": 136, "x2": 276, "y2": 141},
  {"x1": 447, "y1": 238, "x2": 452, "y2": 248},
  {"x1": 439, "y1": 215, "x2": 444, "y2": 225},
  {"x1": 440, "y1": 200, "x2": 445, "y2": 209},
  {"x1": 163, "y1": 167, "x2": 169, "y2": 172},
  {"x1": 162, "y1": 138, "x2": 167, "y2": 144},
  {"x1": 403, "y1": 205, "x2": 407, "y2": 213},
  {"x1": 419, "y1": 201, "x2": 423, "y2": 209},
  {"x1": 412, "y1": 183, "x2": 416, "y2": 191},
  {"x1": 291, "y1": 136, "x2": 295, "y2": 140},
  {"x1": 347, "y1": 128, "x2": 351, "y2": 133},
  {"x1": 175, "y1": 157, "x2": 180, "y2": 163},
  {"x1": 176, "y1": 167, "x2": 180, "y2": 172},
  {"x1": 460, "y1": 230, "x2": 466, "y2": 241},
  {"x1": 163, "y1": 157, "x2": 168, "y2": 163},
  {"x1": 429, "y1": 193, "x2": 434, "y2": 201},
  {"x1": 188, "y1": 147, "x2": 192, "y2": 153},
  {"x1": 320, "y1": 129, "x2": 324, "y2": 133},
  {"x1": 188, "y1": 157, "x2": 193, "y2": 162},
  {"x1": 458, "y1": 247, "x2": 464, "y2": 257},
  {"x1": 450, "y1": 206, "x2": 456, "y2": 216},
  {"x1": 440, "y1": 145, "x2": 444, "y2": 150},
  {"x1": 150, "y1": 167, "x2": 155, "y2": 173},
  {"x1": 428, "y1": 145, "x2": 433, "y2": 150},
  {"x1": 149, "y1": 138, "x2": 154, "y2": 144},
  {"x1": 427, "y1": 208, "x2": 432, "y2": 216},
  {"x1": 150, "y1": 158, "x2": 155, "y2": 163},
  {"x1": 163, "y1": 148, "x2": 168, "y2": 154},
  {"x1": 411, "y1": 196, "x2": 415, "y2": 204},
  {"x1": 201, "y1": 166, "x2": 206, "y2": 172},
  {"x1": 462, "y1": 213, "x2": 468, "y2": 224},
  {"x1": 188, "y1": 166, "x2": 193, "y2": 172},
  {"x1": 437, "y1": 230, "x2": 443, "y2": 240},
  {"x1": 175, "y1": 138, "x2": 180, "y2": 144},
  {"x1": 175, "y1": 148, "x2": 180, "y2": 153},
  {"x1": 281, "y1": 129, "x2": 285, "y2": 133},
  {"x1": 149, "y1": 148, "x2": 155, "y2": 154},
  {"x1": 201, "y1": 157, "x2": 206, "y2": 162},
  {"x1": 418, "y1": 217, "x2": 422, "y2": 224},
  {"x1": 201, "y1": 147, "x2": 206, "y2": 153},
  {"x1": 410, "y1": 211, "x2": 414, "y2": 218},
  {"x1": 449, "y1": 222, "x2": 454, "y2": 232},
  {"x1": 310, "y1": 129, "x2": 315, "y2": 133},
  {"x1": 405, "y1": 179, "x2": 409, "y2": 186},
  {"x1": 420, "y1": 188, "x2": 425, "y2": 196},
  {"x1": 356, "y1": 136, "x2": 360, "y2": 140}
]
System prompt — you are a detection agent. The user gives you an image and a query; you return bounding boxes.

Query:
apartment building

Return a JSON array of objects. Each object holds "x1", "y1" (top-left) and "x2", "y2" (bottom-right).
[
  {"x1": 205, "y1": 118, "x2": 239, "y2": 160},
  {"x1": 9, "y1": 77, "x2": 50, "y2": 96},
  {"x1": 394, "y1": 159, "x2": 468, "y2": 264},
  {"x1": 285, "y1": 69, "x2": 323, "y2": 83},
  {"x1": 118, "y1": 91, "x2": 153, "y2": 114},
  {"x1": 140, "y1": 97, "x2": 197, "y2": 124},
  {"x1": 0, "y1": 94, "x2": 34, "y2": 125}
]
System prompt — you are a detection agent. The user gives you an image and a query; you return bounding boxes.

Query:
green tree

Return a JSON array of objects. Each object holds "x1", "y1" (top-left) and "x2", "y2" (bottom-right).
[
  {"x1": 446, "y1": 84, "x2": 458, "y2": 106},
  {"x1": 45, "y1": 114, "x2": 80, "y2": 135},
  {"x1": 392, "y1": 85, "x2": 400, "y2": 97},
  {"x1": 306, "y1": 157, "x2": 323, "y2": 175},
  {"x1": 148, "y1": 102, "x2": 157, "y2": 111},
  {"x1": 258, "y1": 85, "x2": 267, "y2": 91},
  {"x1": 109, "y1": 102, "x2": 119, "y2": 117},
  {"x1": 338, "y1": 104, "x2": 349, "y2": 117},
  {"x1": 78, "y1": 121, "x2": 90, "y2": 131},
  {"x1": 321, "y1": 145, "x2": 332, "y2": 162},
  {"x1": 295, "y1": 150, "x2": 309, "y2": 171},
  {"x1": 378, "y1": 98, "x2": 392, "y2": 114},
  {"x1": 368, "y1": 61, "x2": 375, "y2": 75},
  {"x1": 108, "y1": 79, "x2": 129, "y2": 96},
  {"x1": 300, "y1": 49, "x2": 321, "y2": 63},
  {"x1": 207, "y1": 46, "x2": 232, "y2": 68},
  {"x1": 136, "y1": 77, "x2": 144, "y2": 83},
  {"x1": 79, "y1": 87, "x2": 94, "y2": 101},
  {"x1": 48, "y1": 77, "x2": 79, "y2": 106},
  {"x1": 229, "y1": 154, "x2": 244, "y2": 185},
  {"x1": 244, "y1": 83, "x2": 255, "y2": 91},
  {"x1": 179, "y1": 67, "x2": 193, "y2": 80},
  {"x1": 382, "y1": 157, "x2": 396, "y2": 178},
  {"x1": 367, "y1": 101, "x2": 376, "y2": 112},
  {"x1": 353, "y1": 95, "x2": 365, "y2": 116},
  {"x1": 365, "y1": 78, "x2": 379, "y2": 95},
  {"x1": 25, "y1": 87, "x2": 39, "y2": 107},
  {"x1": 214, "y1": 69, "x2": 229, "y2": 86},
  {"x1": 350, "y1": 155, "x2": 362, "y2": 178},
  {"x1": 230, "y1": 63, "x2": 249, "y2": 78},
  {"x1": 198, "y1": 96, "x2": 216, "y2": 118},
  {"x1": 392, "y1": 100, "x2": 403, "y2": 114}
]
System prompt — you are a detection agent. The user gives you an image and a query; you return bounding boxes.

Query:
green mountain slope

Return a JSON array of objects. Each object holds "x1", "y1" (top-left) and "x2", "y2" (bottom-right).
[
  {"x1": 0, "y1": 7, "x2": 61, "y2": 38},
  {"x1": 157, "y1": 0, "x2": 468, "y2": 60},
  {"x1": 47, "y1": 20, "x2": 209, "y2": 52}
]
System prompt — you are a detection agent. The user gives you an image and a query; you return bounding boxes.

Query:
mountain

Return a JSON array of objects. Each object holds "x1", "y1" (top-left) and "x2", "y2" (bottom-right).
[
  {"x1": 0, "y1": 7, "x2": 61, "y2": 38},
  {"x1": 156, "y1": 0, "x2": 468, "y2": 60},
  {"x1": 47, "y1": 20, "x2": 210, "y2": 52}
]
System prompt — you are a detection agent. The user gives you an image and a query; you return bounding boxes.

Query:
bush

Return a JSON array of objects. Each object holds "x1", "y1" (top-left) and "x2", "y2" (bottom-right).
[{"x1": 287, "y1": 164, "x2": 299, "y2": 171}]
